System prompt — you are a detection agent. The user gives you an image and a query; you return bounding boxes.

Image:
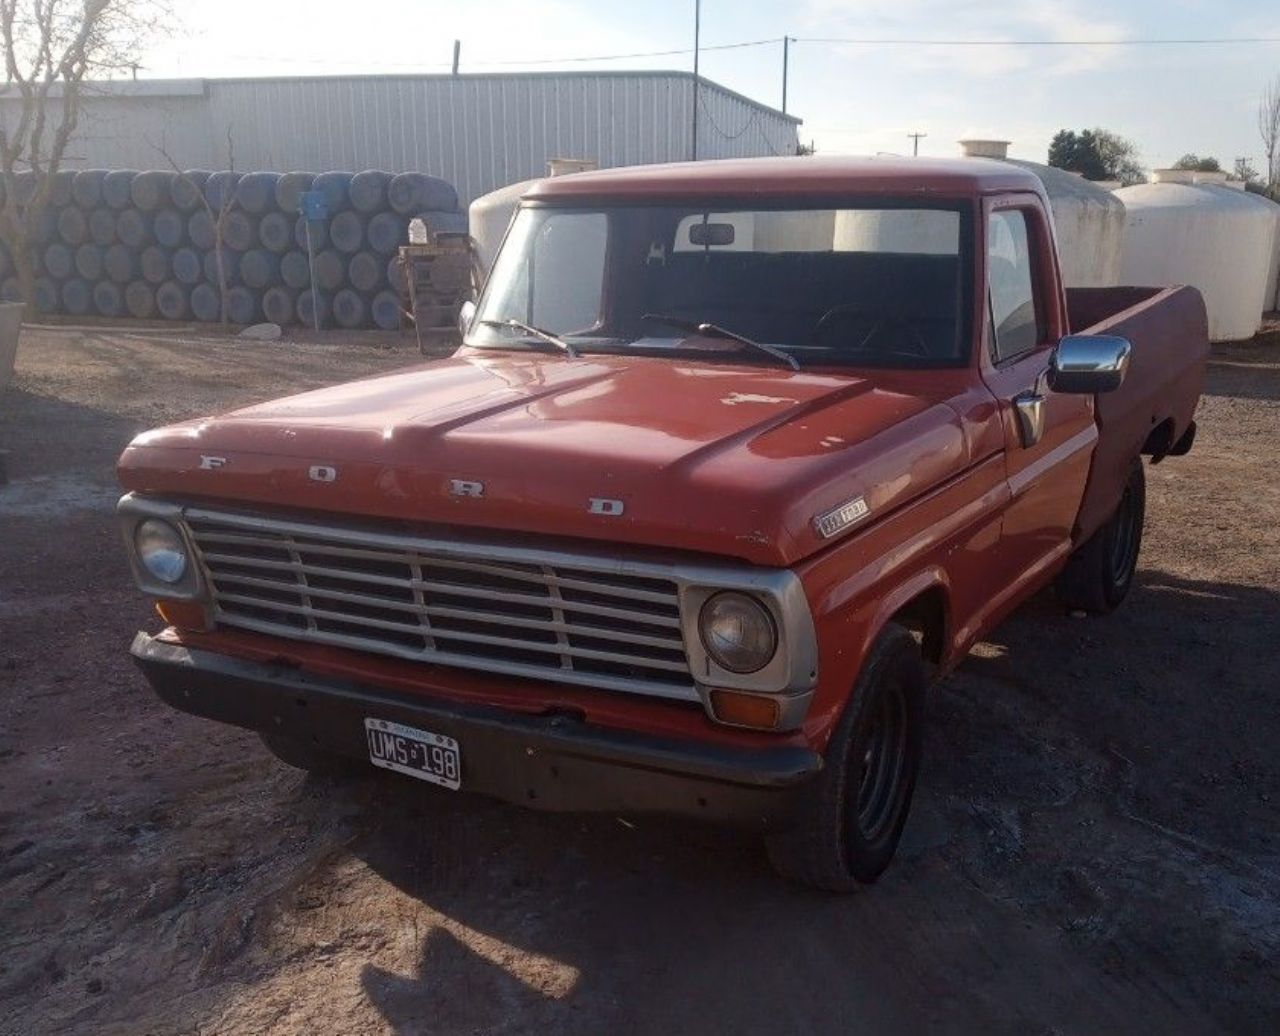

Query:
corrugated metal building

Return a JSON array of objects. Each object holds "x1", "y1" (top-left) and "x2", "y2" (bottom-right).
[{"x1": 6, "y1": 72, "x2": 800, "y2": 203}]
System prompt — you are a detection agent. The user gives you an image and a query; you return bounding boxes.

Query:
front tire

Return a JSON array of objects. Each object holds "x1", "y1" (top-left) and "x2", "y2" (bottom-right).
[
  {"x1": 1055, "y1": 458, "x2": 1146, "y2": 614},
  {"x1": 766, "y1": 623, "x2": 926, "y2": 892}
]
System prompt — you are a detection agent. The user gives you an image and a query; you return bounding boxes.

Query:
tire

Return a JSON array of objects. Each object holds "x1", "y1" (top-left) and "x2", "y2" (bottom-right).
[
  {"x1": 1055, "y1": 458, "x2": 1146, "y2": 614},
  {"x1": 766, "y1": 623, "x2": 926, "y2": 892},
  {"x1": 259, "y1": 731, "x2": 360, "y2": 778}
]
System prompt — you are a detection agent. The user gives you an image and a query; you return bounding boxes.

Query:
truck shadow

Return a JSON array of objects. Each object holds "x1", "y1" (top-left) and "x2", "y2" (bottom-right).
[{"x1": 328, "y1": 566, "x2": 1275, "y2": 1033}]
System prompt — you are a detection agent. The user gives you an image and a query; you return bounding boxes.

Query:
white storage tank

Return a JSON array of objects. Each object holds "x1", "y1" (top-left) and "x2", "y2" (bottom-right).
[
  {"x1": 1200, "y1": 182, "x2": 1280, "y2": 315},
  {"x1": 1116, "y1": 169, "x2": 1278, "y2": 341},
  {"x1": 469, "y1": 178, "x2": 539, "y2": 274},
  {"x1": 957, "y1": 140, "x2": 1127, "y2": 289}
]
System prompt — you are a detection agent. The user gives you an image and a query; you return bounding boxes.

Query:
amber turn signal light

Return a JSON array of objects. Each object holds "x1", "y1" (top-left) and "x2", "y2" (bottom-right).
[
  {"x1": 708, "y1": 689, "x2": 780, "y2": 730},
  {"x1": 155, "y1": 599, "x2": 212, "y2": 632}
]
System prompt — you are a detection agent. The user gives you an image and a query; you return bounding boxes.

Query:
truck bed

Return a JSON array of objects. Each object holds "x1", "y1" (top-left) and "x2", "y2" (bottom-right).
[{"x1": 1066, "y1": 286, "x2": 1210, "y2": 541}]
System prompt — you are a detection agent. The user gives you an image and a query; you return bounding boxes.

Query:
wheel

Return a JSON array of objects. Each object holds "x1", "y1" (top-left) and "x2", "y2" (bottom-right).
[
  {"x1": 259, "y1": 731, "x2": 360, "y2": 777},
  {"x1": 766, "y1": 623, "x2": 926, "y2": 892},
  {"x1": 1055, "y1": 458, "x2": 1146, "y2": 614}
]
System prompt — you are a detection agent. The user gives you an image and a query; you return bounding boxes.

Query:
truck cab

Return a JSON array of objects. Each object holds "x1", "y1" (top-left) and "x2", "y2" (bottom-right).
[{"x1": 120, "y1": 157, "x2": 1208, "y2": 890}]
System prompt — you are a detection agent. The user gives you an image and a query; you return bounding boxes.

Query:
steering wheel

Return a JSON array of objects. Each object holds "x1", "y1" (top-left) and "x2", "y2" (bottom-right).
[{"x1": 812, "y1": 305, "x2": 930, "y2": 358}]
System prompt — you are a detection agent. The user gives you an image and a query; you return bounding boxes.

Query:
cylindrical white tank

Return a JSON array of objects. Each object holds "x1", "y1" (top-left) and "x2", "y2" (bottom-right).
[
  {"x1": 1202, "y1": 183, "x2": 1280, "y2": 314},
  {"x1": 1117, "y1": 170, "x2": 1278, "y2": 341},
  {"x1": 468, "y1": 178, "x2": 540, "y2": 273},
  {"x1": 954, "y1": 140, "x2": 1127, "y2": 288}
]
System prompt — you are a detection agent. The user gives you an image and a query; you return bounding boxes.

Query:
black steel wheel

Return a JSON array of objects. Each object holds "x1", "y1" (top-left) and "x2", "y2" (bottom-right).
[{"x1": 1056, "y1": 458, "x2": 1146, "y2": 614}]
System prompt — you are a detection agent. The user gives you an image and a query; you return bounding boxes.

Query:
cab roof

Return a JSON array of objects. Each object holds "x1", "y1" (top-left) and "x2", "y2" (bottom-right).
[{"x1": 524, "y1": 155, "x2": 1044, "y2": 203}]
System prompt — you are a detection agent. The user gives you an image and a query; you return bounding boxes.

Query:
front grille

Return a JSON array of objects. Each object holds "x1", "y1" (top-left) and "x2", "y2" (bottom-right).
[{"x1": 184, "y1": 508, "x2": 697, "y2": 700}]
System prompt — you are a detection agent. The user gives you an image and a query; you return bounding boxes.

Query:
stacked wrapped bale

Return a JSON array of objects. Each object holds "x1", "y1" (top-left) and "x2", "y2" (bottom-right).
[{"x1": 4, "y1": 166, "x2": 461, "y2": 327}]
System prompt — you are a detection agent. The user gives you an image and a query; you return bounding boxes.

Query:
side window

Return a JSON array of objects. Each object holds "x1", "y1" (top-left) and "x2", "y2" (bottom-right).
[{"x1": 987, "y1": 210, "x2": 1041, "y2": 361}]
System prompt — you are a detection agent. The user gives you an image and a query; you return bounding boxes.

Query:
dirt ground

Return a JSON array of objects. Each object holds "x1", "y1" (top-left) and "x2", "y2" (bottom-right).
[{"x1": 1, "y1": 321, "x2": 1277, "y2": 1035}]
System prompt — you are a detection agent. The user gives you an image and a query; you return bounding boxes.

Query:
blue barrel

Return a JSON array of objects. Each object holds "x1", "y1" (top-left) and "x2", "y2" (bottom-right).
[
  {"x1": 33, "y1": 208, "x2": 58, "y2": 245},
  {"x1": 275, "y1": 172, "x2": 316, "y2": 214},
  {"x1": 257, "y1": 211, "x2": 292, "y2": 253},
  {"x1": 116, "y1": 208, "x2": 151, "y2": 249},
  {"x1": 13, "y1": 171, "x2": 38, "y2": 207},
  {"x1": 74, "y1": 243, "x2": 104, "y2": 281},
  {"x1": 371, "y1": 290, "x2": 402, "y2": 330},
  {"x1": 190, "y1": 282, "x2": 220, "y2": 322},
  {"x1": 101, "y1": 170, "x2": 137, "y2": 210},
  {"x1": 204, "y1": 248, "x2": 240, "y2": 285},
  {"x1": 0, "y1": 247, "x2": 10, "y2": 279},
  {"x1": 387, "y1": 173, "x2": 458, "y2": 216},
  {"x1": 72, "y1": 170, "x2": 108, "y2": 209},
  {"x1": 239, "y1": 249, "x2": 280, "y2": 290},
  {"x1": 139, "y1": 245, "x2": 171, "y2": 285},
  {"x1": 88, "y1": 208, "x2": 117, "y2": 246},
  {"x1": 125, "y1": 281, "x2": 156, "y2": 319},
  {"x1": 33, "y1": 277, "x2": 58, "y2": 313},
  {"x1": 1, "y1": 277, "x2": 22, "y2": 302},
  {"x1": 296, "y1": 288, "x2": 329, "y2": 327},
  {"x1": 104, "y1": 243, "x2": 139, "y2": 284},
  {"x1": 312, "y1": 171, "x2": 354, "y2": 214},
  {"x1": 262, "y1": 286, "x2": 297, "y2": 326},
  {"x1": 57, "y1": 206, "x2": 88, "y2": 246},
  {"x1": 49, "y1": 170, "x2": 76, "y2": 208},
  {"x1": 294, "y1": 215, "x2": 328, "y2": 251},
  {"x1": 153, "y1": 209, "x2": 186, "y2": 248},
  {"x1": 188, "y1": 210, "x2": 215, "y2": 251},
  {"x1": 332, "y1": 288, "x2": 367, "y2": 329},
  {"x1": 280, "y1": 250, "x2": 310, "y2": 289},
  {"x1": 170, "y1": 170, "x2": 211, "y2": 212},
  {"x1": 313, "y1": 249, "x2": 346, "y2": 291},
  {"x1": 131, "y1": 171, "x2": 177, "y2": 212},
  {"x1": 387, "y1": 254, "x2": 407, "y2": 294},
  {"x1": 60, "y1": 278, "x2": 92, "y2": 315},
  {"x1": 155, "y1": 281, "x2": 189, "y2": 320},
  {"x1": 347, "y1": 251, "x2": 384, "y2": 293},
  {"x1": 93, "y1": 280, "x2": 125, "y2": 317},
  {"x1": 329, "y1": 210, "x2": 364, "y2": 254},
  {"x1": 203, "y1": 171, "x2": 242, "y2": 211},
  {"x1": 43, "y1": 242, "x2": 74, "y2": 279},
  {"x1": 366, "y1": 211, "x2": 406, "y2": 255},
  {"x1": 171, "y1": 247, "x2": 202, "y2": 285},
  {"x1": 234, "y1": 172, "x2": 280, "y2": 215},
  {"x1": 222, "y1": 210, "x2": 256, "y2": 252},
  {"x1": 349, "y1": 170, "x2": 391, "y2": 214},
  {"x1": 227, "y1": 285, "x2": 259, "y2": 325}
]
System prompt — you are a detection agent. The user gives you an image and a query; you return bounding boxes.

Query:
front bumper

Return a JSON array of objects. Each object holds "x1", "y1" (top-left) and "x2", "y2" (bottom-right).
[{"x1": 131, "y1": 633, "x2": 822, "y2": 829}]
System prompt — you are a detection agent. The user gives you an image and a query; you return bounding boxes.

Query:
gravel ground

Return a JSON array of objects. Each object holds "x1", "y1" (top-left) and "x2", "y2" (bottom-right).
[{"x1": 0, "y1": 322, "x2": 1277, "y2": 1035}]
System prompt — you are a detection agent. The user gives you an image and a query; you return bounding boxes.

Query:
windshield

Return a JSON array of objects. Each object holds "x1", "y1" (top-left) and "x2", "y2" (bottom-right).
[{"x1": 469, "y1": 202, "x2": 973, "y2": 368}]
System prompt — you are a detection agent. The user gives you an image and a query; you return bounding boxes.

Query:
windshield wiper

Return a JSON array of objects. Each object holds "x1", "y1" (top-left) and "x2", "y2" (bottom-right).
[
  {"x1": 641, "y1": 313, "x2": 799, "y2": 371},
  {"x1": 478, "y1": 318, "x2": 580, "y2": 358}
]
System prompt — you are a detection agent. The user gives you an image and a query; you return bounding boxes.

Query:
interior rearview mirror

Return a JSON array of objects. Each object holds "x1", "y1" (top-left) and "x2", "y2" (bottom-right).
[
  {"x1": 688, "y1": 222, "x2": 735, "y2": 247},
  {"x1": 1048, "y1": 334, "x2": 1131, "y2": 394},
  {"x1": 457, "y1": 300, "x2": 476, "y2": 337}
]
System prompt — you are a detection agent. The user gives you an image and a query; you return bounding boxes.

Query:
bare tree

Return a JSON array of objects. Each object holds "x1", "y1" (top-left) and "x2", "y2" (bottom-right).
[
  {"x1": 0, "y1": 1, "x2": 169, "y2": 316},
  {"x1": 157, "y1": 127, "x2": 237, "y2": 326},
  {"x1": 1260, "y1": 75, "x2": 1280, "y2": 198}
]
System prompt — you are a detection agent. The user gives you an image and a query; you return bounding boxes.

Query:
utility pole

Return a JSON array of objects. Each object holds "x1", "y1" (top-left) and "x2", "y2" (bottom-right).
[
  {"x1": 907, "y1": 131, "x2": 927, "y2": 157},
  {"x1": 782, "y1": 36, "x2": 791, "y2": 114},
  {"x1": 691, "y1": 0, "x2": 701, "y2": 160},
  {"x1": 451, "y1": 40, "x2": 461, "y2": 76}
]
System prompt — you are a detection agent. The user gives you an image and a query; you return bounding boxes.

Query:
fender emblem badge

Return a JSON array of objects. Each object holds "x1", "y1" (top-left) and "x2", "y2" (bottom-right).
[
  {"x1": 814, "y1": 496, "x2": 869, "y2": 539},
  {"x1": 308, "y1": 465, "x2": 338, "y2": 483},
  {"x1": 449, "y1": 479, "x2": 484, "y2": 498},
  {"x1": 588, "y1": 498, "x2": 625, "y2": 517},
  {"x1": 199, "y1": 455, "x2": 227, "y2": 470}
]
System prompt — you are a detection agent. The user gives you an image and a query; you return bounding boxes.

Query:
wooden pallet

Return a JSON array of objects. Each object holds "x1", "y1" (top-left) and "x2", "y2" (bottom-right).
[{"x1": 395, "y1": 231, "x2": 481, "y2": 356}]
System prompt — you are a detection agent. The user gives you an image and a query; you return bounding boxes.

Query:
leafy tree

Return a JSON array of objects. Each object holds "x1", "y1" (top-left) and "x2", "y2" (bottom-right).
[
  {"x1": 1233, "y1": 157, "x2": 1260, "y2": 184},
  {"x1": 1174, "y1": 154, "x2": 1222, "y2": 172},
  {"x1": 1048, "y1": 128, "x2": 1144, "y2": 185}
]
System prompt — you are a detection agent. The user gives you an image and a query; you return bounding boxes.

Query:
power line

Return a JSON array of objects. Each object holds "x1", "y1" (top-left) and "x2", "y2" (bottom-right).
[{"x1": 796, "y1": 35, "x2": 1280, "y2": 47}]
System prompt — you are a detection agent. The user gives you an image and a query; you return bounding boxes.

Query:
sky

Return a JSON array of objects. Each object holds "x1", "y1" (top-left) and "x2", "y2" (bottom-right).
[{"x1": 139, "y1": 0, "x2": 1280, "y2": 173}]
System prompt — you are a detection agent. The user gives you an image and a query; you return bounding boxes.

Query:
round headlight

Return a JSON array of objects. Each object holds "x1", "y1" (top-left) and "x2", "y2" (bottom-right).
[
  {"x1": 135, "y1": 519, "x2": 188, "y2": 584},
  {"x1": 699, "y1": 592, "x2": 778, "y2": 674}
]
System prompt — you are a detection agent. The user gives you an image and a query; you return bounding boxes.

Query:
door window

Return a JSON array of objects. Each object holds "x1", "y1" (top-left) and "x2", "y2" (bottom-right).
[{"x1": 987, "y1": 210, "x2": 1041, "y2": 361}]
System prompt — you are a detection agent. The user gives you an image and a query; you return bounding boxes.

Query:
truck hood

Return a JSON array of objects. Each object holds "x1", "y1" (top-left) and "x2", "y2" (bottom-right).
[{"x1": 118, "y1": 350, "x2": 972, "y2": 566}]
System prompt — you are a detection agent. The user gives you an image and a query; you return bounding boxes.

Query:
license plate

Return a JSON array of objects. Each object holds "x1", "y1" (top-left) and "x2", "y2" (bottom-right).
[{"x1": 364, "y1": 718, "x2": 461, "y2": 790}]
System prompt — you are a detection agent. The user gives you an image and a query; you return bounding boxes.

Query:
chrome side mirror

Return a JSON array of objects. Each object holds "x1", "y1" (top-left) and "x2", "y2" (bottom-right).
[
  {"x1": 457, "y1": 300, "x2": 476, "y2": 338},
  {"x1": 1048, "y1": 334, "x2": 1131, "y2": 394}
]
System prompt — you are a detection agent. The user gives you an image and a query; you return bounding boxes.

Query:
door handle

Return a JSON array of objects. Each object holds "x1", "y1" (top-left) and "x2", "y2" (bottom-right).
[{"x1": 1013, "y1": 391, "x2": 1045, "y2": 448}]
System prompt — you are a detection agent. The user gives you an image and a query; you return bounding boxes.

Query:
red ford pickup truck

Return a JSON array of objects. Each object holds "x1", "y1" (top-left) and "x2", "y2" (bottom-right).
[{"x1": 119, "y1": 157, "x2": 1208, "y2": 890}]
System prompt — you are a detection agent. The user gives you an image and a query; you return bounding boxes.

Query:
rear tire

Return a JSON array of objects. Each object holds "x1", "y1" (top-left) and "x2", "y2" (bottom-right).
[
  {"x1": 765, "y1": 623, "x2": 926, "y2": 892},
  {"x1": 259, "y1": 731, "x2": 359, "y2": 777},
  {"x1": 1055, "y1": 458, "x2": 1146, "y2": 614}
]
